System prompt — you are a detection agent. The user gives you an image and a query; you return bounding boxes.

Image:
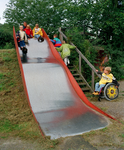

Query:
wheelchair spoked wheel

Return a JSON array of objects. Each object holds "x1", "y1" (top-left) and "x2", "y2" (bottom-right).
[{"x1": 104, "y1": 83, "x2": 119, "y2": 101}]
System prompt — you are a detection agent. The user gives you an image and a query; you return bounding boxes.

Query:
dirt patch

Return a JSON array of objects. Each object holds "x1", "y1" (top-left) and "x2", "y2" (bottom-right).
[
  {"x1": 0, "y1": 137, "x2": 42, "y2": 150},
  {"x1": 118, "y1": 80, "x2": 124, "y2": 92},
  {"x1": 81, "y1": 120, "x2": 124, "y2": 150},
  {"x1": 80, "y1": 81, "x2": 124, "y2": 150},
  {"x1": 56, "y1": 136, "x2": 97, "y2": 150}
]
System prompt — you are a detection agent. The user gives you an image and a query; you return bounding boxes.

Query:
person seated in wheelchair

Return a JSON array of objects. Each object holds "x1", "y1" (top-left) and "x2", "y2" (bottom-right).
[{"x1": 93, "y1": 67, "x2": 118, "y2": 95}]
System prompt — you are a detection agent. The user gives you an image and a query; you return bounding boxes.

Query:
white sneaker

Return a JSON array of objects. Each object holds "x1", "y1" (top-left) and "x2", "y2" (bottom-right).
[
  {"x1": 64, "y1": 57, "x2": 68, "y2": 66},
  {"x1": 68, "y1": 59, "x2": 70, "y2": 65}
]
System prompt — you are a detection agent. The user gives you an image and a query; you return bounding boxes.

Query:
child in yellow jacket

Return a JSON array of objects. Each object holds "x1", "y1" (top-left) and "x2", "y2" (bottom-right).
[
  {"x1": 93, "y1": 67, "x2": 115, "y2": 95},
  {"x1": 33, "y1": 24, "x2": 43, "y2": 39}
]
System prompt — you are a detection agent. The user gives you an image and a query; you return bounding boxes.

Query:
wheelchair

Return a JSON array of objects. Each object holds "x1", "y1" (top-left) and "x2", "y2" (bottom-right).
[{"x1": 98, "y1": 81, "x2": 119, "y2": 101}]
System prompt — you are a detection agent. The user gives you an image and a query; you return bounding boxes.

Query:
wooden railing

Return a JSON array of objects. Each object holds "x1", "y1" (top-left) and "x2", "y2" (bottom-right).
[{"x1": 59, "y1": 27, "x2": 101, "y2": 91}]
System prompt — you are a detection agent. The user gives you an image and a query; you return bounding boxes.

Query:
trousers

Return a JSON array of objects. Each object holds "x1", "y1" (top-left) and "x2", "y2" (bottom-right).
[
  {"x1": 64, "y1": 57, "x2": 70, "y2": 66},
  {"x1": 19, "y1": 40, "x2": 25, "y2": 47},
  {"x1": 34, "y1": 34, "x2": 41, "y2": 38},
  {"x1": 95, "y1": 82, "x2": 105, "y2": 92}
]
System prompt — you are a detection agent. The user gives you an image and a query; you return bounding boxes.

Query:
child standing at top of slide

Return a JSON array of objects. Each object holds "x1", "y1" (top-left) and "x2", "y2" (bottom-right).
[{"x1": 56, "y1": 41, "x2": 76, "y2": 66}]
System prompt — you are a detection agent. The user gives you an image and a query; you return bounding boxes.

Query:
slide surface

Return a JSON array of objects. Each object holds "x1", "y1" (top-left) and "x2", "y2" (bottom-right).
[{"x1": 13, "y1": 28, "x2": 113, "y2": 139}]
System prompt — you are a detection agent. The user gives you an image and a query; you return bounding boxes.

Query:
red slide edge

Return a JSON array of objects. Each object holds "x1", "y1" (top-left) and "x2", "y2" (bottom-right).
[
  {"x1": 13, "y1": 27, "x2": 45, "y2": 138},
  {"x1": 42, "y1": 28, "x2": 118, "y2": 122}
]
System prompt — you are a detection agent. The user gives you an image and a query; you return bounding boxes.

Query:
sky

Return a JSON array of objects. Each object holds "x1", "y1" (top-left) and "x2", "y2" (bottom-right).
[{"x1": 0, "y1": 0, "x2": 10, "y2": 24}]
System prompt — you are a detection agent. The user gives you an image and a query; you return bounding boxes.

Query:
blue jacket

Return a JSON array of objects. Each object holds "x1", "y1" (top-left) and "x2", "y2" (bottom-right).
[{"x1": 51, "y1": 38, "x2": 62, "y2": 47}]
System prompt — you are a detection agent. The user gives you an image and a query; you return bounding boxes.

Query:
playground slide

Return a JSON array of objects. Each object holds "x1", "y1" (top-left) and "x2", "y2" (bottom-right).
[{"x1": 13, "y1": 27, "x2": 116, "y2": 139}]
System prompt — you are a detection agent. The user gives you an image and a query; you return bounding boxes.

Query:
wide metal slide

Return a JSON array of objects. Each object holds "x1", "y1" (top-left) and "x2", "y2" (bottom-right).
[{"x1": 13, "y1": 28, "x2": 115, "y2": 139}]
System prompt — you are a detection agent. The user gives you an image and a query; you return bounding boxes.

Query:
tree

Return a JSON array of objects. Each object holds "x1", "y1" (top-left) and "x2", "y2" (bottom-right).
[
  {"x1": 3, "y1": 0, "x2": 70, "y2": 35},
  {"x1": 65, "y1": 0, "x2": 124, "y2": 79},
  {"x1": 3, "y1": 0, "x2": 124, "y2": 79},
  {"x1": 88, "y1": 0, "x2": 124, "y2": 79}
]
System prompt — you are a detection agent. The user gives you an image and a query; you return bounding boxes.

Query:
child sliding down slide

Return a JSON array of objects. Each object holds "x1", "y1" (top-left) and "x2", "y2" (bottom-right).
[{"x1": 16, "y1": 25, "x2": 28, "y2": 54}]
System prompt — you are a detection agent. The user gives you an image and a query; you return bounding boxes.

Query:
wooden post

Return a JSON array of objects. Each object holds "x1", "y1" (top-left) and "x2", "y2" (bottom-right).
[
  {"x1": 59, "y1": 27, "x2": 63, "y2": 43},
  {"x1": 79, "y1": 55, "x2": 81, "y2": 73},
  {"x1": 92, "y1": 70, "x2": 94, "y2": 91}
]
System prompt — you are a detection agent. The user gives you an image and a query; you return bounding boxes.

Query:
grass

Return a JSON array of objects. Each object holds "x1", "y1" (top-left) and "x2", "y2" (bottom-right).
[
  {"x1": 119, "y1": 134, "x2": 124, "y2": 138},
  {"x1": 0, "y1": 50, "x2": 60, "y2": 149},
  {"x1": 101, "y1": 127, "x2": 108, "y2": 132},
  {"x1": 85, "y1": 93, "x2": 93, "y2": 97}
]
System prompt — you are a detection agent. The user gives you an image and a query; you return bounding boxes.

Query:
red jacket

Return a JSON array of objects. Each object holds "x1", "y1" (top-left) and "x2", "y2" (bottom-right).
[{"x1": 24, "y1": 28, "x2": 33, "y2": 38}]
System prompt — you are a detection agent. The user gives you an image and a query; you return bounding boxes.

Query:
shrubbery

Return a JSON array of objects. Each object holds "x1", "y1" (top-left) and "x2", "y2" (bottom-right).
[{"x1": 0, "y1": 30, "x2": 14, "y2": 49}]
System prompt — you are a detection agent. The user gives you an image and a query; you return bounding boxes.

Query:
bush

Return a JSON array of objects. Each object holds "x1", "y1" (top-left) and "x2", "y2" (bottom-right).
[
  {"x1": 0, "y1": 30, "x2": 14, "y2": 49},
  {"x1": 3, "y1": 42, "x2": 14, "y2": 49}
]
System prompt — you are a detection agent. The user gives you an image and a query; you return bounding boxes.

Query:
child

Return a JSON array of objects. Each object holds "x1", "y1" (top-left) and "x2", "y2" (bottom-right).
[
  {"x1": 16, "y1": 25, "x2": 28, "y2": 54},
  {"x1": 51, "y1": 34, "x2": 62, "y2": 48},
  {"x1": 33, "y1": 24, "x2": 43, "y2": 40},
  {"x1": 24, "y1": 25, "x2": 33, "y2": 38},
  {"x1": 23, "y1": 21, "x2": 27, "y2": 30},
  {"x1": 56, "y1": 41, "x2": 76, "y2": 65},
  {"x1": 93, "y1": 67, "x2": 115, "y2": 95}
]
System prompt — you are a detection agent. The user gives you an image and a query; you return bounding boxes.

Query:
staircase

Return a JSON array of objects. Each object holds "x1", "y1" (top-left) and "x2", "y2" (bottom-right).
[
  {"x1": 68, "y1": 65, "x2": 92, "y2": 93},
  {"x1": 59, "y1": 27, "x2": 101, "y2": 93}
]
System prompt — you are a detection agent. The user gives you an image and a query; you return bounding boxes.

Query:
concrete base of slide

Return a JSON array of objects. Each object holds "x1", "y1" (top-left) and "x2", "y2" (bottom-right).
[{"x1": 19, "y1": 38, "x2": 108, "y2": 139}]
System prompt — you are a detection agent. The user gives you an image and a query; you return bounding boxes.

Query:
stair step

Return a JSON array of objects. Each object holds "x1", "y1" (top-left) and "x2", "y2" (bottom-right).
[
  {"x1": 70, "y1": 69, "x2": 77, "y2": 72},
  {"x1": 81, "y1": 87, "x2": 90, "y2": 91},
  {"x1": 78, "y1": 82, "x2": 87, "y2": 86},
  {"x1": 73, "y1": 74, "x2": 80, "y2": 76},
  {"x1": 68, "y1": 65, "x2": 74, "y2": 68},
  {"x1": 75, "y1": 78, "x2": 83, "y2": 81}
]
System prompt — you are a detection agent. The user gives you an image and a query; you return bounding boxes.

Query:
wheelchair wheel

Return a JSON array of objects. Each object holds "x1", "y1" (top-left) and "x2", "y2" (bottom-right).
[{"x1": 104, "y1": 83, "x2": 119, "y2": 101}]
